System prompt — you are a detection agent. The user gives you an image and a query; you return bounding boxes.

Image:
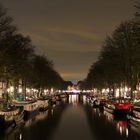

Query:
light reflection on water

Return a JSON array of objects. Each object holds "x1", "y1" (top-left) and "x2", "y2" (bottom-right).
[
  {"x1": 24, "y1": 111, "x2": 49, "y2": 128},
  {"x1": 52, "y1": 98, "x2": 94, "y2": 140},
  {"x1": 116, "y1": 121, "x2": 129, "y2": 137},
  {"x1": 69, "y1": 94, "x2": 79, "y2": 106},
  {"x1": 2, "y1": 94, "x2": 140, "y2": 140},
  {"x1": 103, "y1": 110, "x2": 129, "y2": 137},
  {"x1": 3, "y1": 110, "x2": 50, "y2": 140},
  {"x1": 82, "y1": 95, "x2": 87, "y2": 105}
]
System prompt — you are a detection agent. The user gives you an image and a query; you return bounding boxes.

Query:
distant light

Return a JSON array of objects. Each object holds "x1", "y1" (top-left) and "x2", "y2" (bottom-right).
[
  {"x1": 93, "y1": 89, "x2": 97, "y2": 93},
  {"x1": 10, "y1": 86, "x2": 14, "y2": 92},
  {"x1": 106, "y1": 88, "x2": 109, "y2": 93},
  {"x1": 115, "y1": 89, "x2": 119, "y2": 97},
  {"x1": 44, "y1": 89, "x2": 47, "y2": 93},
  {"x1": 72, "y1": 89, "x2": 80, "y2": 93},
  {"x1": 50, "y1": 88, "x2": 54, "y2": 94},
  {"x1": 26, "y1": 88, "x2": 30, "y2": 93},
  {"x1": 86, "y1": 90, "x2": 91, "y2": 93},
  {"x1": 125, "y1": 87, "x2": 128, "y2": 92},
  {"x1": 7, "y1": 88, "x2": 10, "y2": 93},
  {"x1": 19, "y1": 88, "x2": 22, "y2": 93},
  {"x1": 102, "y1": 89, "x2": 105, "y2": 93}
]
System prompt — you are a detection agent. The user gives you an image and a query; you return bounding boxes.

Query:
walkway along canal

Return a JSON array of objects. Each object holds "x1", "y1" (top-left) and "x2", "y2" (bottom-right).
[{"x1": 1, "y1": 94, "x2": 140, "y2": 140}]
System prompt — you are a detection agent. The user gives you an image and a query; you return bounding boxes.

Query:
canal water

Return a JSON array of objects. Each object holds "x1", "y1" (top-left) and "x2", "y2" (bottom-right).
[{"x1": 1, "y1": 94, "x2": 140, "y2": 140}]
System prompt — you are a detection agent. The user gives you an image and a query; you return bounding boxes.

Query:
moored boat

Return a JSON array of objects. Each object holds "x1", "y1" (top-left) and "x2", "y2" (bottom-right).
[
  {"x1": 60, "y1": 94, "x2": 67, "y2": 98},
  {"x1": 50, "y1": 96, "x2": 56, "y2": 105},
  {"x1": 104, "y1": 100, "x2": 115, "y2": 114},
  {"x1": 55, "y1": 95, "x2": 61, "y2": 101},
  {"x1": 128, "y1": 102, "x2": 140, "y2": 125},
  {"x1": 104, "y1": 99, "x2": 132, "y2": 117},
  {"x1": 37, "y1": 97, "x2": 49, "y2": 111},
  {"x1": 13, "y1": 100, "x2": 39, "y2": 120},
  {"x1": 0, "y1": 106, "x2": 24, "y2": 129}
]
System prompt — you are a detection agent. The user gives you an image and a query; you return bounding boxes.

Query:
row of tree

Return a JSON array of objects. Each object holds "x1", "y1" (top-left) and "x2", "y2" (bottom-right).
[
  {"x1": 0, "y1": 4, "x2": 66, "y2": 98},
  {"x1": 81, "y1": 2, "x2": 140, "y2": 98}
]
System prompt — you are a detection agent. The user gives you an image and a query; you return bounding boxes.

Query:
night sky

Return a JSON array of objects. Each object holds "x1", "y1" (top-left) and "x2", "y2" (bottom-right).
[{"x1": 0, "y1": 0, "x2": 136, "y2": 83}]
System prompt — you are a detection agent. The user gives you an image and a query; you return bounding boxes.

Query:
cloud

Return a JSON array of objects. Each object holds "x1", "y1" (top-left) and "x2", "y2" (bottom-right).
[
  {"x1": 47, "y1": 27, "x2": 101, "y2": 40},
  {"x1": 22, "y1": 27, "x2": 103, "y2": 53},
  {"x1": 0, "y1": 0, "x2": 136, "y2": 81}
]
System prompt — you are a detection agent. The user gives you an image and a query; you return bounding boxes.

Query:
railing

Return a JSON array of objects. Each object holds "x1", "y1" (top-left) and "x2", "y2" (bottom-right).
[{"x1": 0, "y1": 108, "x2": 19, "y2": 116}]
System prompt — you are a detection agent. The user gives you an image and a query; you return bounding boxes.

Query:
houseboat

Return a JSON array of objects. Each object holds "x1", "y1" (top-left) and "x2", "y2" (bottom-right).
[
  {"x1": 128, "y1": 102, "x2": 140, "y2": 125},
  {"x1": 104, "y1": 99, "x2": 132, "y2": 117},
  {"x1": 13, "y1": 100, "x2": 39, "y2": 120},
  {"x1": 37, "y1": 96, "x2": 49, "y2": 111},
  {"x1": 0, "y1": 106, "x2": 24, "y2": 129}
]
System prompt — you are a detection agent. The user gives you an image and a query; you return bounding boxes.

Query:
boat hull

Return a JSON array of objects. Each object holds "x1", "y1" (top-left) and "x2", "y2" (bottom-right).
[
  {"x1": 104, "y1": 105, "x2": 130, "y2": 117},
  {"x1": 0, "y1": 107, "x2": 24, "y2": 130}
]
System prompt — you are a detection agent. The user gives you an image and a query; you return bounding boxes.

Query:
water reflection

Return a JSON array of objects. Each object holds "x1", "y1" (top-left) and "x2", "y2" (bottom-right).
[
  {"x1": 69, "y1": 94, "x2": 79, "y2": 106},
  {"x1": 19, "y1": 133, "x2": 22, "y2": 140},
  {"x1": 2, "y1": 94, "x2": 140, "y2": 140},
  {"x1": 116, "y1": 121, "x2": 129, "y2": 137},
  {"x1": 82, "y1": 95, "x2": 87, "y2": 105},
  {"x1": 84, "y1": 101, "x2": 140, "y2": 140},
  {"x1": 103, "y1": 110, "x2": 129, "y2": 137},
  {"x1": 52, "y1": 95, "x2": 93, "y2": 140}
]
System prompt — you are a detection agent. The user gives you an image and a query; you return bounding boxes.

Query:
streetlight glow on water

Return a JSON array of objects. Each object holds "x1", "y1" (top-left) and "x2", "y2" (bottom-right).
[{"x1": 2, "y1": 94, "x2": 140, "y2": 140}]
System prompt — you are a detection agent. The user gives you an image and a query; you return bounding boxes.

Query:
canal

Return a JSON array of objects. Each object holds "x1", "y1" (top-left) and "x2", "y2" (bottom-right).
[{"x1": 1, "y1": 95, "x2": 140, "y2": 140}]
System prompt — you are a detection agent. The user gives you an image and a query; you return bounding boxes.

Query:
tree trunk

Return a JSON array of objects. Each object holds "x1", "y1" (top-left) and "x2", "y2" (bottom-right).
[
  {"x1": 22, "y1": 79, "x2": 27, "y2": 100},
  {"x1": 130, "y1": 81, "x2": 137, "y2": 100},
  {"x1": 4, "y1": 79, "x2": 9, "y2": 108}
]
